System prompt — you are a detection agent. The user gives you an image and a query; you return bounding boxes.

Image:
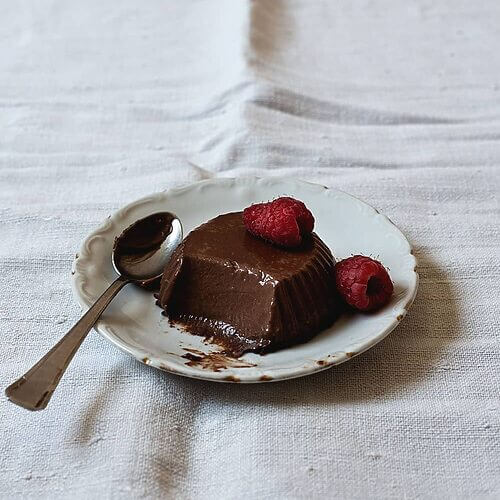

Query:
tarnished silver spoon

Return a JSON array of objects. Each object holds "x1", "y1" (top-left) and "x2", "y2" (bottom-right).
[{"x1": 5, "y1": 212, "x2": 183, "y2": 411}]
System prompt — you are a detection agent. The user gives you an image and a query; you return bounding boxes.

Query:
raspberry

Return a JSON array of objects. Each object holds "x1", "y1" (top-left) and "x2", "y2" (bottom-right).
[
  {"x1": 335, "y1": 255, "x2": 393, "y2": 312},
  {"x1": 243, "y1": 197, "x2": 315, "y2": 247}
]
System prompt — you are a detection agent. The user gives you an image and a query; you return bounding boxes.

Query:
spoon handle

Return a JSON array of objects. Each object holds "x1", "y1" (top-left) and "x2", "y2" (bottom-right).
[{"x1": 5, "y1": 276, "x2": 129, "y2": 411}]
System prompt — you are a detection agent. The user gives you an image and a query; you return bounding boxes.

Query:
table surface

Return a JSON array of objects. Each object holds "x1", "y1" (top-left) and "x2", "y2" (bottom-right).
[{"x1": 1, "y1": 1, "x2": 499, "y2": 498}]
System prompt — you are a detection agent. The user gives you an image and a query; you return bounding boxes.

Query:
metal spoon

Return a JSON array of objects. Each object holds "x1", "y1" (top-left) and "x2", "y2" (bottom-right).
[{"x1": 5, "y1": 212, "x2": 183, "y2": 411}]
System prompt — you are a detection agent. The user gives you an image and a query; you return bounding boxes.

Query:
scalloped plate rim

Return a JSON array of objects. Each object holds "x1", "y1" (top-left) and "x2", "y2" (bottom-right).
[{"x1": 71, "y1": 177, "x2": 418, "y2": 383}]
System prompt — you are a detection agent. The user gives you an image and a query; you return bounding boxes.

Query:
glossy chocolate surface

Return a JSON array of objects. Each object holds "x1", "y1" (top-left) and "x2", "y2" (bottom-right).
[{"x1": 158, "y1": 212, "x2": 341, "y2": 356}]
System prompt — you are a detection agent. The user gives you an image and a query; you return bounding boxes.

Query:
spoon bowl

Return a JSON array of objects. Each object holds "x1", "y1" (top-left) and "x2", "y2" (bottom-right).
[{"x1": 113, "y1": 212, "x2": 183, "y2": 281}]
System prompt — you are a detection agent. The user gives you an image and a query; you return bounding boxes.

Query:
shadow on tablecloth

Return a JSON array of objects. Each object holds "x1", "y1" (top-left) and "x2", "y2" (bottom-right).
[{"x1": 175, "y1": 248, "x2": 459, "y2": 404}]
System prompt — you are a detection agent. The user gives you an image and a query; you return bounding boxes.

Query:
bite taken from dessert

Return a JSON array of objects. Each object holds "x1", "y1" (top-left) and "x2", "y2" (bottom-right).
[{"x1": 155, "y1": 197, "x2": 393, "y2": 357}]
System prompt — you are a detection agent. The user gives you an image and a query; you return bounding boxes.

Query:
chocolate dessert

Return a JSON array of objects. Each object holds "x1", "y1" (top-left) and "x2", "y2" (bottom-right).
[{"x1": 158, "y1": 212, "x2": 342, "y2": 356}]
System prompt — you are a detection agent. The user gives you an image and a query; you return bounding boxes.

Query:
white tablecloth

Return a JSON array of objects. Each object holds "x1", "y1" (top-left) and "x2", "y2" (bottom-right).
[{"x1": 1, "y1": 1, "x2": 499, "y2": 498}]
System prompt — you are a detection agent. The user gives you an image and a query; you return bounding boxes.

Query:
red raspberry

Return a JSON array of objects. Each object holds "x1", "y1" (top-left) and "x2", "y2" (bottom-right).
[
  {"x1": 243, "y1": 197, "x2": 315, "y2": 247},
  {"x1": 335, "y1": 255, "x2": 393, "y2": 312}
]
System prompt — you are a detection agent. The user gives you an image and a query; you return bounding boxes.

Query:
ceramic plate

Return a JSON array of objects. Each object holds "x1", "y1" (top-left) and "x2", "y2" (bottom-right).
[{"x1": 72, "y1": 177, "x2": 418, "y2": 383}]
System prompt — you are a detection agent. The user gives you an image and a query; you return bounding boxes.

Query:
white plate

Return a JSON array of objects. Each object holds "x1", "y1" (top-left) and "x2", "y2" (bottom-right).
[{"x1": 72, "y1": 177, "x2": 418, "y2": 383}]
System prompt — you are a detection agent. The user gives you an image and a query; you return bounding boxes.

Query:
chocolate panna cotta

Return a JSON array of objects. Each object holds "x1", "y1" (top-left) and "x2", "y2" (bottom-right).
[{"x1": 157, "y1": 212, "x2": 342, "y2": 356}]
